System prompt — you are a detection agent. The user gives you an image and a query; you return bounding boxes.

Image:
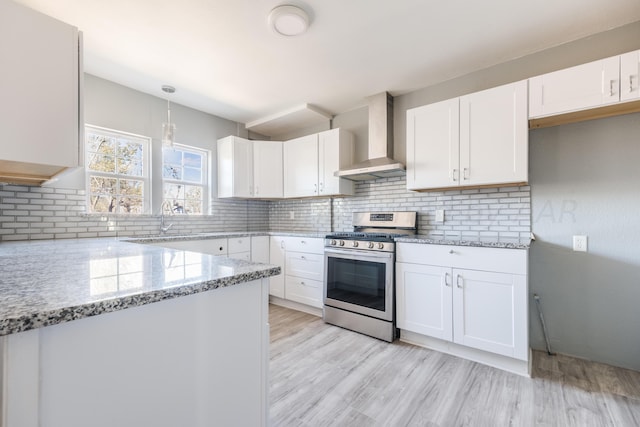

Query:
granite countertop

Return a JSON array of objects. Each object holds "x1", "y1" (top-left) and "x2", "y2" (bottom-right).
[
  {"x1": 394, "y1": 235, "x2": 531, "y2": 249},
  {"x1": 126, "y1": 231, "x2": 326, "y2": 244},
  {"x1": 0, "y1": 238, "x2": 280, "y2": 337}
]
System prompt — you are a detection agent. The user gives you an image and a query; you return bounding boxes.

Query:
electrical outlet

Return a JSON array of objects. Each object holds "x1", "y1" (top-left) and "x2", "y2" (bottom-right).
[
  {"x1": 289, "y1": 211, "x2": 295, "y2": 220},
  {"x1": 573, "y1": 235, "x2": 587, "y2": 252},
  {"x1": 435, "y1": 209, "x2": 445, "y2": 223}
]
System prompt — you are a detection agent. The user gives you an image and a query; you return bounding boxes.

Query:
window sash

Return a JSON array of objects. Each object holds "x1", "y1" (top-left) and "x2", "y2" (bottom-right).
[
  {"x1": 162, "y1": 144, "x2": 208, "y2": 215},
  {"x1": 85, "y1": 125, "x2": 151, "y2": 214}
]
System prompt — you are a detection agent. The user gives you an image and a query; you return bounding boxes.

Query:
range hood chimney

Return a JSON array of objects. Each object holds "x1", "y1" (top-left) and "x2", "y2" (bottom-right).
[{"x1": 335, "y1": 92, "x2": 405, "y2": 181}]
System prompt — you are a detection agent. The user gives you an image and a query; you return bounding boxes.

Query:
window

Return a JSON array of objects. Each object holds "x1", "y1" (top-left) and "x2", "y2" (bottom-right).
[
  {"x1": 85, "y1": 125, "x2": 150, "y2": 214},
  {"x1": 162, "y1": 144, "x2": 208, "y2": 214}
]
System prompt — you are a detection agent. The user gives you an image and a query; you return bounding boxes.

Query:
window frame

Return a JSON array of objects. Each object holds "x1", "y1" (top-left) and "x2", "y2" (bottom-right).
[
  {"x1": 85, "y1": 124, "x2": 152, "y2": 215},
  {"x1": 161, "y1": 143, "x2": 209, "y2": 215}
]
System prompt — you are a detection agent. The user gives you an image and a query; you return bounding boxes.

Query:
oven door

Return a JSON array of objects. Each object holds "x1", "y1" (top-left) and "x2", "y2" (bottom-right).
[{"x1": 324, "y1": 247, "x2": 394, "y2": 321}]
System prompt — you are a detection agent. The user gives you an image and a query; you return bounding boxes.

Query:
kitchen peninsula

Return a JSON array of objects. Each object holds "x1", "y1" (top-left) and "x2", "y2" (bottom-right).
[{"x1": 0, "y1": 238, "x2": 279, "y2": 427}]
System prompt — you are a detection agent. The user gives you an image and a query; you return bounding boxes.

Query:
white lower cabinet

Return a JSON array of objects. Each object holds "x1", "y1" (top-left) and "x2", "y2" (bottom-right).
[
  {"x1": 269, "y1": 236, "x2": 324, "y2": 309},
  {"x1": 228, "y1": 237, "x2": 251, "y2": 261},
  {"x1": 396, "y1": 243, "x2": 529, "y2": 371},
  {"x1": 251, "y1": 236, "x2": 270, "y2": 264},
  {"x1": 396, "y1": 263, "x2": 452, "y2": 341},
  {"x1": 269, "y1": 236, "x2": 286, "y2": 299}
]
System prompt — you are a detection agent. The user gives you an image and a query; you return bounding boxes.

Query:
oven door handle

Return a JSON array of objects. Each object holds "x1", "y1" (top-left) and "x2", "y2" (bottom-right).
[{"x1": 324, "y1": 248, "x2": 394, "y2": 260}]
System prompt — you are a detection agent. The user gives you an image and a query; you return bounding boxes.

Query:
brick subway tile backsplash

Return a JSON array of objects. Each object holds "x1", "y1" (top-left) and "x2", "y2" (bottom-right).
[{"x1": 0, "y1": 177, "x2": 530, "y2": 241}]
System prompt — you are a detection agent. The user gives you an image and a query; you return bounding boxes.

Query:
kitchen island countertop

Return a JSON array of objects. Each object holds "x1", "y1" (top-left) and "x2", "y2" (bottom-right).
[{"x1": 0, "y1": 238, "x2": 280, "y2": 337}]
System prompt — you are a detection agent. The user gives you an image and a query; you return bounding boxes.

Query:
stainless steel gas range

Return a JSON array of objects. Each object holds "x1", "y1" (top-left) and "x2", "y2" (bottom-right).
[{"x1": 323, "y1": 212, "x2": 417, "y2": 342}]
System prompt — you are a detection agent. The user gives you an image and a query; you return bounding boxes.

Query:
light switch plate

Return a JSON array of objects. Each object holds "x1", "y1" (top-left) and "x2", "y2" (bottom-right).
[
  {"x1": 435, "y1": 209, "x2": 445, "y2": 223},
  {"x1": 573, "y1": 235, "x2": 587, "y2": 252}
]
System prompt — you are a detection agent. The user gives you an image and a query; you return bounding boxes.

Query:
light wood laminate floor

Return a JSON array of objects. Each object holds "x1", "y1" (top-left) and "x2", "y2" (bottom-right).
[{"x1": 269, "y1": 304, "x2": 640, "y2": 427}]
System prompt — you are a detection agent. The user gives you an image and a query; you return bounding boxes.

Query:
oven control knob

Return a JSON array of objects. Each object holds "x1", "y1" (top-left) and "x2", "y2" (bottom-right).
[
  {"x1": 352, "y1": 241, "x2": 359, "y2": 247},
  {"x1": 368, "y1": 242, "x2": 374, "y2": 249},
  {"x1": 339, "y1": 240, "x2": 345, "y2": 246},
  {"x1": 330, "y1": 239, "x2": 337, "y2": 246},
  {"x1": 378, "y1": 243, "x2": 384, "y2": 250}
]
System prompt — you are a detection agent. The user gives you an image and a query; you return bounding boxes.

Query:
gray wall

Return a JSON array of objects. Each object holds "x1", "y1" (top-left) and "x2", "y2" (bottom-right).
[{"x1": 529, "y1": 113, "x2": 640, "y2": 371}]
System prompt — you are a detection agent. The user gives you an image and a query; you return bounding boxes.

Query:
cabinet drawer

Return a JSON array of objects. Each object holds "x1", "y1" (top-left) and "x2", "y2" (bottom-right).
[
  {"x1": 149, "y1": 238, "x2": 227, "y2": 256},
  {"x1": 228, "y1": 251, "x2": 250, "y2": 261},
  {"x1": 285, "y1": 276, "x2": 323, "y2": 308},
  {"x1": 228, "y1": 237, "x2": 250, "y2": 254},
  {"x1": 282, "y1": 237, "x2": 323, "y2": 254},
  {"x1": 396, "y1": 243, "x2": 526, "y2": 275},
  {"x1": 204, "y1": 238, "x2": 228, "y2": 256},
  {"x1": 285, "y1": 252, "x2": 323, "y2": 281}
]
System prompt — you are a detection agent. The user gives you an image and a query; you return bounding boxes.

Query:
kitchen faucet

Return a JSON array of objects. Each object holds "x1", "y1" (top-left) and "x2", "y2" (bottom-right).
[{"x1": 160, "y1": 200, "x2": 174, "y2": 234}]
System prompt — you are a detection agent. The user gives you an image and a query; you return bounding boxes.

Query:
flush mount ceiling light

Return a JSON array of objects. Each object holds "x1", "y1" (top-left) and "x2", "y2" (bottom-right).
[
  {"x1": 268, "y1": 5, "x2": 310, "y2": 36},
  {"x1": 161, "y1": 85, "x2": 176, "y2": 148}
]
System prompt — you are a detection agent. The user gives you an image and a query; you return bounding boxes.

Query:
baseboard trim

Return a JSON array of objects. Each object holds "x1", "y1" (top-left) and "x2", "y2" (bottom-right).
[
  {"x1": 269, "y1": 296, "x2": 322, "y2": 317},
  {"x1": 400, "y1": 330, "x2": 531, "y2": 377}
]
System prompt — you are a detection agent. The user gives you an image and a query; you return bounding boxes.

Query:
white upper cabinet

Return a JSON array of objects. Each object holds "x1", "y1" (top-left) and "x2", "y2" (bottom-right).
[
  {"x1": 318, "y1": 128, "x2": 354, "y2": 196},
  {"x1": 620, "y1": 50, "x2": 640, "y2": 103},
  {"x1": 283, "y1": 134, "x2": 319, "y2": 198},
  {"x1": 217, "y1": 136, "x2": 253, "y2": 198},
  {"x1": 529, "y1": 55, "x2": 620, "y2": 118},
  {"x1": 406, "y1": 98, "x2": 459, "y2": 190},
  {"x1": 406, "y1": 80, "x2": 527, "y2": 190},
  {"x1": 217, "y1": 136, "x2": 283, "y2": 199},
  {"x1": 253, "y1": 141, "x2": 283, "y2": 198},
  {"x1": 459, "y1": 80, "x2": 528, "y2": 186},
  {"x1": 284, "y1": 129, "x2": 354, "y2": 198},
  {"x1": 0, "y1": 0, "x2": 80, "y2": 185}
]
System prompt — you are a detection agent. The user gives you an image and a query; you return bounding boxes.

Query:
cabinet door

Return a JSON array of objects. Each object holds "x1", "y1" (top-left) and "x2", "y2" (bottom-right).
[
  {"x1": 459, "y1": 80, "x2": 528, "y2": 186},
  {"x1": 283, "y1": 135, "x2": 319, "y2": 198},
  {"x1": 251, "y1": 236, "x2": 270, "y2": 264},
  {"x1": 253, "y1": 141, "x2": 283, "y2": 198},
  {"x1": 284, "y1": 276, "x2": 323, "y2": 308},
  {"x1": 285, "y1": 252, "x2": 323, "y2": 281},
  {"x1": 406, "y1": 98, "x2": 459, "y2": 190},
  {"x1": 217, "y1": 136, "x2": 252, "y2": 198},
  {"x1": 529, "y1": 56, "x2": 620, "y2": 118},
  {"x1": 452, "y1": 269, "x2": 528, "y2": 360},
  {"x1": 269, "y1": 237, "x2": 286, "y2": 298},
  {"x1": 318, "y1": 129, "x2": 354, "y2": 196},
  {"x1": 620, "y1": 50, "x2": 640, "y2": 102},
  {"x1": 0, "y1": 1, "x2": 79, "y2": 170},
  {"x1": 396, "y1": 263, "x2": 453, "y2": 341}
]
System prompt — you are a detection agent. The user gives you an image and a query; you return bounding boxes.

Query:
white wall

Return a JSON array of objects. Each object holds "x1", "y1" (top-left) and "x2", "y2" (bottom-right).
[{"x1": 84, "y1": 74, "x2": 240, "y2": 209}]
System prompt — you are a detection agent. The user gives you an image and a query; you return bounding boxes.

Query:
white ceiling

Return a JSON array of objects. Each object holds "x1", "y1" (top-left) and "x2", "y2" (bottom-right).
[{"x1": 14, "y1": 0, "x2": 640, "y2": 127}]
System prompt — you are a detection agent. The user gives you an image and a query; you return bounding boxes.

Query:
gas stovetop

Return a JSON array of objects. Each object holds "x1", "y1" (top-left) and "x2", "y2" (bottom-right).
[
  {"x1": 325, "y1": 232, "x2": 408, "y2": 242},
  {"x1": 324, "y1": 211, "x2": 418, "y2": 253}
]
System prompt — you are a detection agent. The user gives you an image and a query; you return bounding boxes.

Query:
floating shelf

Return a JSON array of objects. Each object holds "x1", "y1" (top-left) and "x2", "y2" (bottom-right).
[{"x1": 245, "y1": 104, "x2": 332, "y2": 137}]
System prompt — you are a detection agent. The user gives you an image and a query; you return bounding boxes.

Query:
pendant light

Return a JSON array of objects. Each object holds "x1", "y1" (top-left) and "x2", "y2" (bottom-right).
[{"x1": 161, "y1": 85, "x2": 176, "y2": 148}]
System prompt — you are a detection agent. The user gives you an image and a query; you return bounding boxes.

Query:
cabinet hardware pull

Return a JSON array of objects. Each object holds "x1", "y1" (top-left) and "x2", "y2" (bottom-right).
[
  {"x1": 445, "y1": 272, "x2": 451, "y2": 287},
  {"x1": 314, "y1": 183, "x2": 317, "y2": 193},
  {"x1": 281, "y1": 241, "x2": 285, "y2": 249},
  {"x1": 300, "y1": 281, "x2": 306, "y2": 286},
  {"x1": 456, "y1": 275, "x2": 463, "y2": 289},
  {"x1": 463, "y1": 168, "x2": 469, "y2": 180},
  {"x1": 319, "y1": 182, "x2": 324, "y2": 193},
  {"x1": 609, "y1": 80, "x2": 615, "y2": 97},
  {"x1": 631, "y1": 75, "x2": 636, "y2": 93},
  {"x1": 301, "y1": 240, "x2": 306, "y2": 244},
  {"x1": 452, "y1": 169, "x2": 458, "y2": 182},
  {"x1": 449, "y1": 249, "x2": 455, "y2": 254},
  {"x1": 301, "y1": 255, "x2": 306, "y2": 260}
]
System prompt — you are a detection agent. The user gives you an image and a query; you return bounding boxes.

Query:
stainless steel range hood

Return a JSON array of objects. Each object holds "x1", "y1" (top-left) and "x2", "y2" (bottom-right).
[{"x1": 335, "y1": 92, "x2": 405, "y2": 181}]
